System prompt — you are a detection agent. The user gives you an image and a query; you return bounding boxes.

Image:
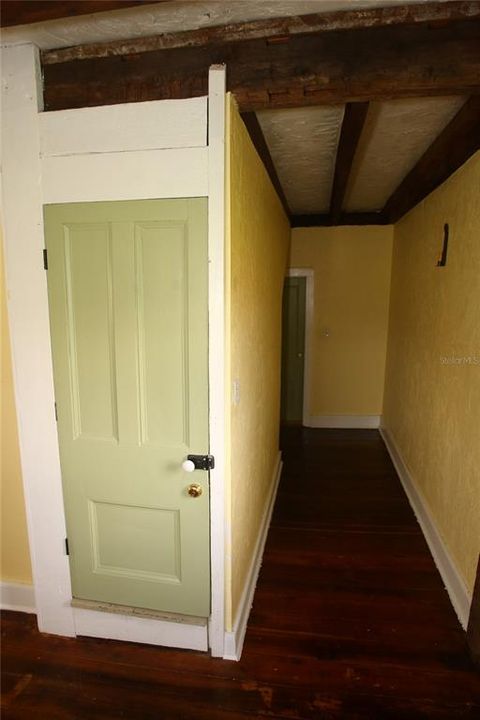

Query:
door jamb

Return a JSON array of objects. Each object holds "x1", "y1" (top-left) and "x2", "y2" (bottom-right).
[
  {"x1": 286, "y1": 269, "x2": 314, "y2": 427},
  {"x1": 207, "y1": 65, "x2": 226, "y2": 658}
]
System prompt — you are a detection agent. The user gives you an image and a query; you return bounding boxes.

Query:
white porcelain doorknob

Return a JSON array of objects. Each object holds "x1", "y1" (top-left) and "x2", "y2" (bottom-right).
[{"x1": 182, "y1": 459, "x2": 195, "y2": 473}]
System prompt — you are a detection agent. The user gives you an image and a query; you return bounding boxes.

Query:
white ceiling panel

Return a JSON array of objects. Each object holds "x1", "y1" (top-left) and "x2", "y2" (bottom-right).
[
  {"x1": 257, "y1": 105, "x2": 345, "y2": 214},
  {"x1": 344, "y1": 96, "x2": 466, "y2": 212}
]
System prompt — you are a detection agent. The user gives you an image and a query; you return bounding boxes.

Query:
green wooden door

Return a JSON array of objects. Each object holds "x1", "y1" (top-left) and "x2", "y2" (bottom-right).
[
  {"x1": 44, "y1": 199, "x2": 210, "y2": 617},
  {"x1": 281, "y1": 276, "x2": 306, "y2": 425}
]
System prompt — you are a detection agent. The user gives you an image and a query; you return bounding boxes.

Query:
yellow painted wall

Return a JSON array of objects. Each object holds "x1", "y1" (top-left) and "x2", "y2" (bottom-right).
[
  {"x1": 290, "y1": 226, "x2": 393, "y2": 417},
  {"x1": 383, "y1": 151, "x2": 480, "y2": 594},
  {"x1": 226, "y1": 95, "x2": 290, "y2": 628},
  {"x1": 0, "y1": 238, "x2": 33, "y2": 584}
]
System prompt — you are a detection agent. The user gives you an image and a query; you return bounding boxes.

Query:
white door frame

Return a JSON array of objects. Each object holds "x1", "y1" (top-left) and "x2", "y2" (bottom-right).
[
  {"x1": 1, "y1": 45, "x2": 226, "y2": 656},
  {"x1": 286, "y1": 269, "x2": 314, "y2": 427},
  {"x1": 206, "y1": 66, "x2": 226, "y2": 657}
]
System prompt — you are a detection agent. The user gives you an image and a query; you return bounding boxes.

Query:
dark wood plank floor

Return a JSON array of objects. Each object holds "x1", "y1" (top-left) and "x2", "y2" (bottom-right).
[{"x1": 2, "y1": 428, "x2": 479, "y2": 719}]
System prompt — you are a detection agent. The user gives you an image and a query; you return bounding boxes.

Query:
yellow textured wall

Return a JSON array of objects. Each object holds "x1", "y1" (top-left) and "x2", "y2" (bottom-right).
[
  {"x1": 290, "y1": 227, "x2": 393, "y2": 416},
  {"x1": 383, "y1": 151, "x2": 480, "y2": 594},
  {"x1": 1, "y1": 239, "x2": 33, "y2": 584},
  {"x1": 227, "y1": 96, "x2": 290, "y2": 628}
]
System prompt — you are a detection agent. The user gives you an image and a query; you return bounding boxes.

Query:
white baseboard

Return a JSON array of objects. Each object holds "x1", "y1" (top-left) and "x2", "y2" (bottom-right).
[
  {"x1": 0, "y1": 582, "x2": 36, "y2": 614},
  {"x1": 306, "y1": 415, "x2": 380, "y2": 429},
  {"x1": 73, "y1": 607, "x2": 208, "y2": 651},
  {"x1": 380, "y1": 425, "x2": 471, "y2": 629},
  {"x1": 223, "y1": 451, "x2": 282, "y2": 661}
]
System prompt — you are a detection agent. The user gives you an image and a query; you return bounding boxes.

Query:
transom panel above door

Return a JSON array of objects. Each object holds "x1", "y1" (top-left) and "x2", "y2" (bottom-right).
[{"x1": 44, "y1": 198, "x2": 210, "y2": 617}]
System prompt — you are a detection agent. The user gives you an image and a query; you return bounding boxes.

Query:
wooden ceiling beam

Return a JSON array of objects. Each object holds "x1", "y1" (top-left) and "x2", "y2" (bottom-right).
[
  {"x1": 240, "y1": 113, "x2": 290, "y2": 219},
  {"x1": 1, "y1": 1, "x2": 165, "y2": 28},
  {"x1": 291, "y1": 212, "x2": 389, "y2": 228},
  {"x1": 383, "y1": 96, "x2": 480, "y2": 223},
  {"x1": 43, "y1": 17, "x2": 480, "y2": 112},
  {"x1": 42, "y1": 2, "x2": 480, "y2": 65},
  {"x1": 329, "y1": 102, "x2": 369, "y2": 224}
]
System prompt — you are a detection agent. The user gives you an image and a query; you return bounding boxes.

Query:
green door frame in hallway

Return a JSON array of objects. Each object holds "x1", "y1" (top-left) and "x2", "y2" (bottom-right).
[
  {"x1": 45, "y1": 198, "x2": 211, "y2": 618},
  {"x1": 281, "y1": 269, "x2": 314, "y2": 427}
]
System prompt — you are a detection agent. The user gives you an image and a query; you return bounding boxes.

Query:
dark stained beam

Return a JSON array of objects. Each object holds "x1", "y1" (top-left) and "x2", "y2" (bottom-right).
[
  {"x1": 329, "y1": 102, "x2": 369, "y2": 224},
  {"x1": 1, "y1": 1, "x2": 164, "y2": 28},
  {"x1": 291, "y1": 212, "x2": 389, "y2": 228},
  {"x1": 42, "y1": 2, "x2": 480, "y2": 65},
  {"x1": 241, "y1": 112, "x2": 290, "y2": 219},
  {"x1": 42, "y1": 17, "x2": 480, "y2": 112},
  {"x1": 383, "y1": 96, "x2": 480, "y2": 223}
]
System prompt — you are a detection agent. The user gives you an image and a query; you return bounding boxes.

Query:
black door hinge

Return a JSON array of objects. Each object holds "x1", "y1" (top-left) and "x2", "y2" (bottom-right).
[
  {"x1": 65, "y1": 538, "x2": 70, "y2": 556},
  {"x1": 187, "y1": 454, "x2": 215, "y2": 471},
  {"x1": 54, "y1": 402, "x2": 58, "y2": 422},
  {"x1": 43, "y1": 249, "x2": 48, "y2": 270}
]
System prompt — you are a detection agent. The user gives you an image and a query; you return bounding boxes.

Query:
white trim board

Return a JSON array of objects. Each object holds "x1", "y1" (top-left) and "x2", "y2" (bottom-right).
[
  {"x1": 1, "y1": 43, "x2": 76, "y2": 638},
  {"x1": 39, "y1": 97, "x2": 207, "y2": 156},
  {"x1": 287, "y1": 269, "x2": 314, "y2": 427},
  {"x1": 41, "y1": 147, "x2": 208, "y2": 204},
  {"x1": 223, "y1": 452, "x2": 282, "y2": 661},
  {"x1": 73, "y1": 607, "x2": 208, "y2": 651},
  {"x1": 207, "y1": 65, "x2": 227, "y2": 658},
  {"x1": 0, "y1": 582, "x2": 36, "y2": 614},
  {"x1": 307, "y1": 415, "x2": 381, "y2": 429},
  {"x1": 380, "y1": 426, "x2": 471, "y2": 629}
]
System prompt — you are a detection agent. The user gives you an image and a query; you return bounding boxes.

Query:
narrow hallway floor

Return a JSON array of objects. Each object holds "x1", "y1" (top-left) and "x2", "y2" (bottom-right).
[{"x1": 2, "y1": 428, "x2": 479, "y2": 719}]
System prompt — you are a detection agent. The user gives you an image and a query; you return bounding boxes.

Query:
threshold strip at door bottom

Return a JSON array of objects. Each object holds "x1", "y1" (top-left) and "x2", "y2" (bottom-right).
[{"x1": 71, "y1": 598, "x2": 207, "y2": 626}]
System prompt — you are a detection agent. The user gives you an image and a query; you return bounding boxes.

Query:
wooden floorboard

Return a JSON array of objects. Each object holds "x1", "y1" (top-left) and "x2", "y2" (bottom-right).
[{"x1": 2, "y1": 427, "x2": 479, "y2": 718}]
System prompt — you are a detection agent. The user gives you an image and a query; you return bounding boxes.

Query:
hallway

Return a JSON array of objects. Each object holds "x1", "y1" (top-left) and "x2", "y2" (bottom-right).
[
  {"x1": 249, "y1": 428, "x2": 480, "y2": 717},
  {"x1": 2, "y1": 429, "x2": 479, "y2": 718}
]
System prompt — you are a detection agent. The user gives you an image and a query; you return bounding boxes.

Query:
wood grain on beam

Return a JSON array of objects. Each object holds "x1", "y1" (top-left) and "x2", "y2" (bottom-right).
[
  {"x1": 42, "y1": 18, "x2": 480, "y2": 112},
  {"x1": 330, "y1": 103, "x2": 369, "y2": 223},
  {"x1": 42, "y1": 2, "x2": 480, "y2": 65},
  {"x1": 291, "y1": 212, "x2": 389, "y2": 228},
  {"x1": 383, "y1": 97, "x2": 480, "y2": 223},
  {"x1": 1, "y1": 1, "x2": 164, "y2": 28},
  {"x1": 241, "y1": 113, "x2": 290, "y2": 218}
]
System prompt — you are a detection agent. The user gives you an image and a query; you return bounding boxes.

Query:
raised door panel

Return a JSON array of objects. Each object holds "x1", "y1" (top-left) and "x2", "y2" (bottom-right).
[{"x1": 135, "y1": 222, "x2": 189, "y2": 447}]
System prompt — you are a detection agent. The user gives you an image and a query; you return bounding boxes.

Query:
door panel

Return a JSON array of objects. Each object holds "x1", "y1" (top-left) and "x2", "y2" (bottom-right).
[
  {"x1": 135, "y1": 222, "x2": 188, "y2": 446},
  {"x1": 90, "y1": 501, "x2": 181, "y2": 583},
  {"x1": 45, "y1": 199, "x2": 210, "y2": 617},
  {"x1": 66, "y1": 223, "x2": 118, "y2": 442},
  {"x1": 281, "y1": 276, "x2": 306, "y2": 425}
]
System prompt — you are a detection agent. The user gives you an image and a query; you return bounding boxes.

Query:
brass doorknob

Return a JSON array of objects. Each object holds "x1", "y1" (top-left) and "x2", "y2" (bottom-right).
[{"x1": 187, "y1": 483, "x2": 203, "y2": 498}]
